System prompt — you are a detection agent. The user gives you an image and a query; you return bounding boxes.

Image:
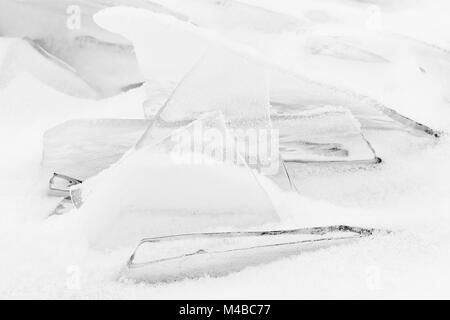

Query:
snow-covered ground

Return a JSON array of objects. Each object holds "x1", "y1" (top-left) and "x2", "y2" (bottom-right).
[{"x1": 1, "y1": 0, "x2": 450, "y2": 299}]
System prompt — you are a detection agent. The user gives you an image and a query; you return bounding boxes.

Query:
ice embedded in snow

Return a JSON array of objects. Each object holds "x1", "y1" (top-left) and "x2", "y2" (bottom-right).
[
  {"x1": 273, "y1": 106, "x2": 378, "y2": 163},
  {"x1": 125, "y1": 227, "x2": 371, "y2": 283},
  {"x1": 159, "y1": 46, "x2": 271, "y2": 125},
  {"x1": 269, "y1": 67, "x2": 438, "y2": 137},
  {"x1": 71, "y1": 112, "x2": 278, "y2": 248}
]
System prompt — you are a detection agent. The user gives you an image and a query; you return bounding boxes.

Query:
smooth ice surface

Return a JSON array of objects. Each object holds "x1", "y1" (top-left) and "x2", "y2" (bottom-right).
[{"x1": 126, "y1": 228, "x2": 368, "y2": 283}]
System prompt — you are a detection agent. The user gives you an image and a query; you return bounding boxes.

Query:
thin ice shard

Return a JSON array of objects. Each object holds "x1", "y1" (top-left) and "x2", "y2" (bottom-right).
[
  {"x1": 270, "y1": 67, "x2": 439, "y2": 138},
  {"x1": 159, "y1": 46, "x2": 271, "y2": 125},
  {"x1": 123, "y1": 225, "x2": 377, "y2": 283},
  {"x1": 152, "y1": 46, "x2": 278, "y2": 174}
]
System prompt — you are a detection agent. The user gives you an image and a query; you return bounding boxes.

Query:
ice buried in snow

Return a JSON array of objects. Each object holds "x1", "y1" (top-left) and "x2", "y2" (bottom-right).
[{"x1": 0, "y1": 0, "x2": 449, "y2": 299}]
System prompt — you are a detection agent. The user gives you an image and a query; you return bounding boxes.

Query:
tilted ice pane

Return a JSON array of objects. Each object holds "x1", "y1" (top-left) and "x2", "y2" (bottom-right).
[
  {"x1": 269, "y1": 64, "x2": 438, "y2": 138},
  {"x1": 273, "y1": 106, "x2": 378, "y2": 163},
  {"x1": 125, "y1": 226, "x2": 374, "y2": 283},
  {"x1": 159, "y1": 46, "x2": 271, "y2": 125}
]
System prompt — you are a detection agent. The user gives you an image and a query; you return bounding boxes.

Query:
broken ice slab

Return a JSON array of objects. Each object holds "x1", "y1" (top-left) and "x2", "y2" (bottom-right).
[
  {"x1": 273, "y1": 107, "x2": 379, "y2": 164},
  {"x1": 158, "y1": 46, "x2": 271, "y2": 127},
  {"x1": 269, "y1": 68, "x2": 440, "y2": 138},
  {"x1": 122, "y1": 225, "x2": 377, "y2": 283}
]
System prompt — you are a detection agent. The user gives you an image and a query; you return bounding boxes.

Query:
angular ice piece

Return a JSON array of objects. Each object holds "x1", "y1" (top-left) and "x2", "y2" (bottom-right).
[
  {"x1": 159, "y1": 47, "x2": 271, "y2": 125},
  {"x1": 123, "y1": 225, "x2": 377, "y2": 283},
  {"x1": 72, "y1": 112, "x2": 278, "y2": 248},
  {"x1": 152, "y1": 46, "x2": 279, "y2": 174},
  {"x1": 48, "y1": 173, "x2": 82, "y2": 197},
  {"x1": 273, "y1": 106, "x2": 378, "y2": 163},
  {"x1": 269, "y1": 68, "x2": 439, "y2": 137}
]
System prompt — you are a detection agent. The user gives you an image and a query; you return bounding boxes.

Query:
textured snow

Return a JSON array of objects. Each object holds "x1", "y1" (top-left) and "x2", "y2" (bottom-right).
[{"x1": 0, "y1": 0, "x2": 450, "y2": 299}]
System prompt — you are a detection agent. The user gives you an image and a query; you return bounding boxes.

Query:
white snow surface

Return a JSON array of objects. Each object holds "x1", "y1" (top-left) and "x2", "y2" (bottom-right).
[{"x1": 0, "y1": 0, "x2": 450, "y2": 299}]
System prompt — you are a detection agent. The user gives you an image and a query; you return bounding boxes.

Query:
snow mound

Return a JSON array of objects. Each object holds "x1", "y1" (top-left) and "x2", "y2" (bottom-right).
[
  {"x1": 160, "y1": 46, "x2": 271, "y2": 124},
  {"x1": 73, "y1": 113, "x2": 278, "y2": 249}
]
